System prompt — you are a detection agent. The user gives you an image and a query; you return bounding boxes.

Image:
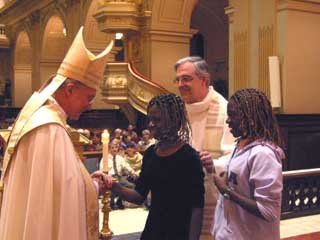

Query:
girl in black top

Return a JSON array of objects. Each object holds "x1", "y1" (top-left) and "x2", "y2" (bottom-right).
[{"x1": 106, "y1": 93, "x2": 204, "y2": 240}]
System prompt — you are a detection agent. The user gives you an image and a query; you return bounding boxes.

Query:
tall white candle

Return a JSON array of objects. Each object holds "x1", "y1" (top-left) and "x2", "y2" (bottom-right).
[
  {"x1": 268, "y1": 56, "x2": 281, "y2": 108},
  {"x1": 101, "y1": 129, "x2": 110, "y2": 173}
]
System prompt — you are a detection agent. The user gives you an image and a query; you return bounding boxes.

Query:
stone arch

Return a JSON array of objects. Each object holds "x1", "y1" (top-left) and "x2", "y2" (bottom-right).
[
  {"x1": 146, "y1": 0, "x2": 229, "y2": 96},
  {"x1": 41, "y1": 4, "x2": 68, "y2": 37},
  {"x1": 141, "y1": 0, "x2": 198, "y2": 93},
  {"x1": 40, "y1": 14, "x2": 67, "y2": 85},
  {"x1": 14, "y1": 30, "x2": 32, "y2": 107},
  {"x1": 150, "y1": 0, "x2": 197, "y2": 31},
  {"x1": 190, "y1": 0, "x2": 229, "y2": 95},
  {"x1": 83, "y1": 0, "x2": 114, "y2": 54},
  {"x1": 190, "y1": 32, "x2": 204, "y2": 58},
  {"x1": 82, "y1": 0, "x2": 94, "y2": 26},
  {"x1": 82, "y1": 0, "x2": 117, "y2": 110}
]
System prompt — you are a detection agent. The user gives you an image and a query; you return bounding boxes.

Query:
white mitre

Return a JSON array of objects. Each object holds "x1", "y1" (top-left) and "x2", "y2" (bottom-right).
[{"x1": 57, "y1": 26, "x2": 113, "y2": 90}]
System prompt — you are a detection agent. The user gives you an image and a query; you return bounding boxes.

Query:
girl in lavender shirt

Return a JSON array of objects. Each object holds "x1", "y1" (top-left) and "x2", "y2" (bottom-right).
[{"x1": 213, "y1": 88, "x2": 284, "y2": 240}]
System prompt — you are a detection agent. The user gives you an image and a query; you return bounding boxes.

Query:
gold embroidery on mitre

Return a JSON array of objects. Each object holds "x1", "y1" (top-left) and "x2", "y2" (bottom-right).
[{"x1": 57, "y1": 26, "x2": 114, "y2": 90}]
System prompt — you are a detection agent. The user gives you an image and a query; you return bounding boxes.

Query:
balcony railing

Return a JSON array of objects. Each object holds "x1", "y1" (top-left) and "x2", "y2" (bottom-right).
[{"x1": 281, "y1": 168, "x2": 320, "y2": 219}]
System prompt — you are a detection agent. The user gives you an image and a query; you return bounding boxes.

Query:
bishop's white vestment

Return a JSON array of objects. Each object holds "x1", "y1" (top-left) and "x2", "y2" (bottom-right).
[{"x1": 0, "y1": 99, "x2": 99, "y2": 240}]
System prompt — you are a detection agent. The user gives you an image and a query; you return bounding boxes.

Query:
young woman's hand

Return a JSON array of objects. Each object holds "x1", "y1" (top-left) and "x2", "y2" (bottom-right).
[
  {"x1": 213, "y1": 171, "x2": 228, "y2": 194},
  {"x1": 199, "y1": 151, "x2": 214, "y2": 173}
]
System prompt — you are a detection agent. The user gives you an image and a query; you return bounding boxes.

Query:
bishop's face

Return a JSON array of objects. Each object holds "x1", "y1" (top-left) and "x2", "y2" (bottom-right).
[{"x1": 66, "y1": 82, "x2": 96, "y2": 120}]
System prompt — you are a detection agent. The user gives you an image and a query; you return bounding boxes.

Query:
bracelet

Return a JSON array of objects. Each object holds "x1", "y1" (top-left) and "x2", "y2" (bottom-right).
[
  {"x1": 112, "y1": 177, "x2": 119, "y2": 184},
  {"x1": 223, "y1": 186, "x2": 234, "y2": 200}
]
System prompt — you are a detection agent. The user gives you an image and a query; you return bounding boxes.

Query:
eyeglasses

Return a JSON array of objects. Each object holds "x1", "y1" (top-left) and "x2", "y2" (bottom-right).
[{"x1": 173, "y1": 75, "x2": 194, "y2": 84}]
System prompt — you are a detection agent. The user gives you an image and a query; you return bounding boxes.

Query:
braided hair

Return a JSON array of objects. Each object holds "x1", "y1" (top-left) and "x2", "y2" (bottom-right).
[
  {"x1": 229, "y1": 88, "x2": 282, "y2": 146},
  {"x1": 147, "y1": 93, "x2": 191, "y2": 145}
]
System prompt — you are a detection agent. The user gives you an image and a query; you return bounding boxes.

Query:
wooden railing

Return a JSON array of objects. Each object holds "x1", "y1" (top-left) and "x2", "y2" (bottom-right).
[{"x1": 281, "y1": 168, "x2": 320, "y2": 219}]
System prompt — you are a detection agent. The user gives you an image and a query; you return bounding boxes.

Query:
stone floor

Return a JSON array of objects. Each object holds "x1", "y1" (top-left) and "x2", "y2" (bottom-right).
[
  {"x1": 280, "y1": 214, "x2": 320, "y2": 239},
  {"x1": 100, "y1": 206, "x2": 320, "y2": 239}
]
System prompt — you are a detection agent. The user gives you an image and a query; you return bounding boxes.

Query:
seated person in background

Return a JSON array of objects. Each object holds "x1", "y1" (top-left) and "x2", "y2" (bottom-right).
[
  {"x1": 121, "y1": 133, "x2": 137, "y2": 151},
  {"x1": 83, "y1": 129, "x2": 91, "y2": 139},
  {"x1": 124, "y1": 146, "x2": 143, "y2": 181},
  {"x1": 79, "y1": 128, "x2": 94, "y2": 152},
  {"x1": 127, "y1": 124, "x2": 139, "y2": 143},
  {"x1": 111, "y1": 128, "x2": 123, "y2": 143},
  {"x1": 105, "y1": 93, "x2": 204, "y2": 240},
  {"x1": 101, "y1": 141, "x2": 136, "y2": 209},
  {"x1": 137, "y1": 129, "x2": 156, "y2": 154},
  {"x1": 213, "y1": 88, "x2": 284, "y2": 240},
  {"x1": 91, "y1": 130, "x2": 102, "y2": 151},
  {"x1": 85, "y1": 130, "x2": 103, "y2": 152}
]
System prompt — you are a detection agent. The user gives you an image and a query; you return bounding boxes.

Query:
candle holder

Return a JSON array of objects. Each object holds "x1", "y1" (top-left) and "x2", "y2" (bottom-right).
[
  {"x1": 100, "y1": 189, "x2": 113, "y2": 240},
  {"x1": 100, "y1": 129, "x2": 112, "y2": 239}
]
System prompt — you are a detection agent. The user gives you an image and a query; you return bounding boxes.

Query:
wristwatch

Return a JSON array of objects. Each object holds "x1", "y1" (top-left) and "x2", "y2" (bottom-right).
[{"x1": 223, "y1": 186, "x2": 233, "y2": 200}]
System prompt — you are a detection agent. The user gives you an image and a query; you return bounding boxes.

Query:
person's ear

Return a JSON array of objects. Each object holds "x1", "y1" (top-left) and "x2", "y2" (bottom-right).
[
  {"x1": 201, "y1": 76, "x2": 209, "y2": 86},
  {"x1": 64, "y1": 83, "x2": 75, "y2": 97}
]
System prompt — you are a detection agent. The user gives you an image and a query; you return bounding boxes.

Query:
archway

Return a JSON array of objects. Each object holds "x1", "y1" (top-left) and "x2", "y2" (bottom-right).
[
  {"x1": 83, "y1": 0, "x2": 117, "y2": 110},
  {"x1": 14, "y1": 30, "x2": 32, "y2": 107},
  {"x1": 40, "y1": 14, "x2": 67, "y2": 84},
  {"x1": 190, "y1": 33, "x2": 204, "y2": 58},
  {"x1": 83, "y1": 0, "x2": 114, "y2": 55},
  {"x1": 191, "y1": 0, "x2": 229, "y2": 97}
]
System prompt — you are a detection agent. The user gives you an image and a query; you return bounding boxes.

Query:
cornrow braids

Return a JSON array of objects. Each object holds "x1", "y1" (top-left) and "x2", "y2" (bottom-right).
[
  {"x1": 230, "y1": 88, "x2": 282, "y2": 146},
  {"x1": 147, "y1": 93, "x2": 191, "y2": 145}
]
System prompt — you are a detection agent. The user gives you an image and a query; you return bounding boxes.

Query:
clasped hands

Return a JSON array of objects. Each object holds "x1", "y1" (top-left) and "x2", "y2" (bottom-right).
[
  {"x1": 199, "y1": 151, "x2": 229, "y2": 194},
  {"x1": 91, "y1": 171, "x2": 115, "y2": 195}
]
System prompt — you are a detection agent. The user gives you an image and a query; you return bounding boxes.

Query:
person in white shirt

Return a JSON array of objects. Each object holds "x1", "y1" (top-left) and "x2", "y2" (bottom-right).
[
  {"x1": 102, "y1": 141, "x2": 135, "y2": 209},
  {"x1": 137, "y1": 129, "x2": 156, "y2": 154}
]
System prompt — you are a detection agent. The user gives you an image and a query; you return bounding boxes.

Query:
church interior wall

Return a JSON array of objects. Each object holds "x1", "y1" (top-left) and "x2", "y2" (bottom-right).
[
  {"x1": 0, "y1": 49, "x2": 10, "y2": 82},
  {"x1": 190, "y1": 0, "x2": 229, "y2": 88},
  {"x1": 13, "y1": 30, "x2": 32, "y2": 107},
  {"x1": 150, "y1": 37, "x2": 188, "y2": 94},
  {"x1": 280, "y1": 9, "x2": 320, "y2": 113},
  {"x1": 1, "y1": 0, "x2": 320, "y2": 113},
  {"x1": 145, "y1": 0, "x2": 196, "y2": 93},
  {"x1": 0, "y1": 49, "x2": 11, "y2": 106}
]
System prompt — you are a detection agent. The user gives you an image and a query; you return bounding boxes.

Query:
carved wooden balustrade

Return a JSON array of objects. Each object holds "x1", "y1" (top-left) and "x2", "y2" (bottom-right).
[
  {"x1": 281, "y1": 168, "x2": 320, "y2": 219},
  {"x1": 102, "y1": 61, "x2": 169, "y2": 115}
]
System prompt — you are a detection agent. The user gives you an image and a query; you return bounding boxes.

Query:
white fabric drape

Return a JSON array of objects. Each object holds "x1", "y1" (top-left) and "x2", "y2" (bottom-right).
[{"x1": 0, "y1": 124, "x2": 88, "y2": 240}]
